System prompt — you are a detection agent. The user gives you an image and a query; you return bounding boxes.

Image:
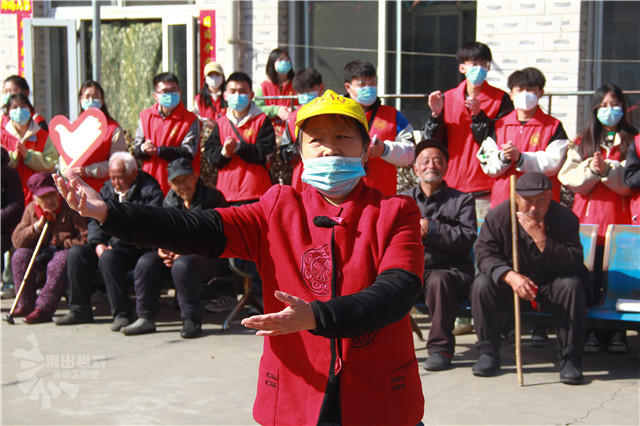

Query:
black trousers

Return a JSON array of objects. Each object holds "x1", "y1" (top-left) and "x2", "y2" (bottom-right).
[
  {"x1": 471, "y1": 272, "x2": 586, "y2": 361},
  {"x1": 424, "y1": 268, "x2": 473, "y2": 355},
  {"x1": 133, "y1": 252, "x2": 228, "y2": 321},
  {"x1": 66, "y1": 244, "x2": 149, "y2": 317}
]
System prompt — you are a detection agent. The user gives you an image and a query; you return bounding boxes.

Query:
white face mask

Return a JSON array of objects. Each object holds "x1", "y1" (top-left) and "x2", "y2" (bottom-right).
[
  {"x1": 513, "y1": 91, "x2": 539, "y2": 111},
  {"x1": 206, "y1": 75, "x2": 223, "y2": 89}
]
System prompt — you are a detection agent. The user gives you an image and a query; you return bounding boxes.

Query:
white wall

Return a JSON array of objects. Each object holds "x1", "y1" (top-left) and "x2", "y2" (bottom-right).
[{"x1": 476, "y1": 0, "x2": 587, "y2": 139}]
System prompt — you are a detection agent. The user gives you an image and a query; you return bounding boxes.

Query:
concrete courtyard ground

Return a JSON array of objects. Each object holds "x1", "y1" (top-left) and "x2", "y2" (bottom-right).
[{"x1": 1, "y1": 295, "x2": 638, "y2": 425}]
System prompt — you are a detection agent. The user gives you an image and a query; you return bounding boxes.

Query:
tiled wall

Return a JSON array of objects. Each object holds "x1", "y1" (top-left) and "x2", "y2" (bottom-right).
[{"x1": 477, "y1": 0, "x2": 588, "y2": 139}]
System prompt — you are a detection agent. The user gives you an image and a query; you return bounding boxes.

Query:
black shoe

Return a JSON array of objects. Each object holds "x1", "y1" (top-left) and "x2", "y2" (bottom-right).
[
  {"x1": 111, "y1": 314, "x2": 134, "y2": 332},
  {"x1": 559, "y1": 357, "x2": 583, "y2": 385},
  {"x1": 584, "y1": 331, "x2": 602, "y2": 354},
  {"x1": 423, "y1": 352, "x2": 452, "y2": 371},
  {"x1": 121, "y1": 318, "x2": 156, "y2": 335},
  {"x1": 472, "y1": 352, "x2": 501, "y2": 377},
  {"x1": 55, "y1": 310, "x2": 94, "y2": 326},
  {"x1": 181, "y1": 319, "x2": 202, "y2": 339},
  {"x1": 607, "y1": 332, "x2": 628, "y2": 354},
  {"x1": 530, "y1": 328, "x2": 550, "y2": 347}
]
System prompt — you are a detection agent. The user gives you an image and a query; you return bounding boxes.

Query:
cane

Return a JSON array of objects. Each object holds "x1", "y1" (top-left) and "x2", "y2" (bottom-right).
[
  {"x1": 4, "y1": 221, "x2": 50, "y2": 324},
  {"x1": 510, "y1": 174, "x2": 524, "y2": 386}
]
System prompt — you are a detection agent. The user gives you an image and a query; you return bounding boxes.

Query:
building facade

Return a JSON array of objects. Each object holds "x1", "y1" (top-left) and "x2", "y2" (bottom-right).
[{"x1": 2, "y1": 0, "x2": 638, "y2": 138}]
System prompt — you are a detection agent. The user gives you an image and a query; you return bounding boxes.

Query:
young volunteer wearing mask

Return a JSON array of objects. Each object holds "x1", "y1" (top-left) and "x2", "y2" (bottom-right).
[
  {"x1": 203, "y1": 72, "x2": 276, "y2": 205},
  {"x1": 58, "y1": 80, "x2": 126, "y2": 192},
  {"x1": 279, "y1": 68, "x2": 325, "y2": 189},
  {"x1": 477, "y1": 67, "x2": 570, "y2": 208},
  {"x1": 2, "y1": 75, "x2": 48, "y2": 132},
  {"x1": 559, "y1": 83, "x2": 637, "y2": 355},
  {"x1": 0, "y1": 93, "x2": 57, "y2": 205},
  {"x1": 255, "y1": 48, "x2": 297, "y2": 141},
  {"x1": 132, "y1": 72, "x2": 201, "y2": 194},
  {"x1": 343, "y1": 60, "x2": 415, "y2": 196},
  {"x1": 55, "y1": 90, "x2": 426, "y2": 425},
  {"x1": 192, "y1": 61, "x2": 227, "y2": 124},
  {"x1": 423, "y1": 42, "x2": 513, "y2": 220}
]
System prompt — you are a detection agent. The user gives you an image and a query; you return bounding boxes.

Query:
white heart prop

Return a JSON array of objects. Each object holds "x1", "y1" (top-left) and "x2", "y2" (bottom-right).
[{"x1": 49, "y1": 109, "x2": 108, "y2": 169}]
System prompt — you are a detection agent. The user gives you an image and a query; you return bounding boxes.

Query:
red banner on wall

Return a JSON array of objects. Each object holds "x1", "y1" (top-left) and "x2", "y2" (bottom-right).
[
  {"x1": 1, "y1": 0, "x2": 34, "y2": 76},
  {"x1": 199, "y1": 10, "x2": 216, "y2": 87}
]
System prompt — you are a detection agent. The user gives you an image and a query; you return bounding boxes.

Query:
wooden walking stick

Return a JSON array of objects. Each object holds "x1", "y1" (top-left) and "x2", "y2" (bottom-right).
[
  {"x1": 4, "y1": 221, "x2": 50, "y2": 324},
  {"x1": 510, "y1": 174, "x2": 524, "y2": 386}
]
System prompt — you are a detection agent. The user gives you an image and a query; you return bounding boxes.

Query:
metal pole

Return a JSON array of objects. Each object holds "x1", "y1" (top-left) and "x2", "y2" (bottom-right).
[
  {"x1": 377, "y1": 0, "x2": 386, "y2": 103},
  {"x1": 304, "y1": 0, "x2": 310, "y2": 68},
  {"x1": 395, "y1": 0, "x2": 401, "y2": 111},
  {"x1": 92, "y1": 0, "x2": 101, "y2": 81}
]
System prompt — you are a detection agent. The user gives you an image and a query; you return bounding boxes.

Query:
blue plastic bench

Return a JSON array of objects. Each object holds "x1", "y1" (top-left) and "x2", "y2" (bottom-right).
[{"x1": 587, "y1": 224, "x2": 640, "y2": 330}]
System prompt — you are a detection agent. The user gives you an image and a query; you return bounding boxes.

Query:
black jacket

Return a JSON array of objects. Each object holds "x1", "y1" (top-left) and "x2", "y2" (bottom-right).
[
  {"x1": 163, "y1": 179, "x2": 228, "y2": 210},
  {"x1": 475, "y1": 199, "x2": 588, "y2": 288},
  {"x1": 88, "y1": 170, "x2": 164, "y2": 248},
  {"x1": 401, "y1": 182, "x2": 476, "y2": 272}
]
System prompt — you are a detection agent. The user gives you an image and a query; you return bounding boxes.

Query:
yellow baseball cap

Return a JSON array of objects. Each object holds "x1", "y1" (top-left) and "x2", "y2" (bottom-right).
[
  {"x1": 295, "y1": 90, "x2": 368, "y2": 138},
  {"x1": 204, "y1": 61, "x2": 224, "y2": 77}
]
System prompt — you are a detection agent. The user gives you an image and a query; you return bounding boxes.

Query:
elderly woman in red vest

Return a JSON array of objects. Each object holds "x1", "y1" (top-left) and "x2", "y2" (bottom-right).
[
  {"x1": 559, "y1": 83, "x2": 637, "y2": 354},
  {"x1": 255, "y1": 48, "x2": 297, "y2": 141},
  {"x1": 56, "y1": 90, "x2": 426, "y2": 425},
  {"x1": 1, "y1": 93, "x2": 57, "y2": 205},
  {"x1": 58, "y1": 80, "x2": 126, "y2": 192}
]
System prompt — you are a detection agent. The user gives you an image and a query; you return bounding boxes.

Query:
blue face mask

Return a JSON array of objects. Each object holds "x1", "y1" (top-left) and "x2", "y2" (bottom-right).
[
  {"x1": 597, "y1": 106, "x2": 624, "y2": 128},
  {"x1": 301, "y1": 153, "x2": 366, "y2": 199},
  {"x1": 227, "y1": 93, "x2": 250, "y2": 112},
  {"x1": 10, "y1": 107, "x2": 31, "y2": 126},
  {"x1": 355, "y1": 86, "x2": 377, "y2": 107},
  {"x1": 465, "y1": 65, "x2": 488, "y2": 86},
  {"x1": 81, "y1": 98, "x2": 103, "y2": 111},
  {"x1": 2, "y1": 93, "x2": 10, "y2": 106},
  {"x1": 157, "y1": 92, "x2": 181, "y2": 109},
  {"x1": 297, "y1": 90, "x2": 319, "y2": 105},
  {"x1": 275, "y1": 60, "x2": 292, "y2": 75}
]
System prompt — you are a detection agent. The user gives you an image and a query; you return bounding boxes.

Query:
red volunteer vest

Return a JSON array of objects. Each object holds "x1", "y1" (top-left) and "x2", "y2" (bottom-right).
[
  {"x1": 1, "y1": 112, "x2": 46, "y2": 129},
  {"x1": 1, "y1": 123, "x2": 49, "y2": 205},
  {"x1": 443, "y1": 80, "x2": 507, "y2": 193},
  {"x1": 84, "y1": 118, "x2": 121, "y2": 192},
  {"x1": 285, "y1": 108, "x2": 309, "y2": 192},
  {"x1": 572, "y1": 136, "x2": 632, "y2": 244},
  {"x1": 363, "y1": 104, "x2": 400, "y2": 196},
  {"x1": 218, "y1": 183, "x2": 425, "y2": 425},
  {"x1": 215, "y1": 114, "x2": 272, "y2": 202},
  {"x1": 489, "y1": 108, "x2": 563, "y2": 207},
  {"x1": 194, "y1": 93, "x2": 225, "y2": 121},
  {"x1": 630, "y1": 134, "x2": 640, "y2": 224},
  {"x1": 140, "y1": 102, "x2": 199, "y2": 194},
  {"x1": 261, "y1": 80, "x2": 296, "y2": 137}
]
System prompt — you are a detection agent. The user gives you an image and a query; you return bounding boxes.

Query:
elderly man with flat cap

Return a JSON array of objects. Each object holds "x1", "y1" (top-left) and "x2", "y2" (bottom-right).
[
  {"x1": 123, "y1": 158, "x2": 229, "y2": 338},
  {"x1": 471, "y1": 171, "x2": 589, "y2": 384},
  {"x1": 402, "y1": 139, "x2": 477, "y2": 371}
]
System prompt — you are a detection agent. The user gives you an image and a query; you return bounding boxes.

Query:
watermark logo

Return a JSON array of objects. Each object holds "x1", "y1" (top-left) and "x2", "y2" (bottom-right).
[{"x1": 12, "y1": 333, "x2": 105, "y2": 409}]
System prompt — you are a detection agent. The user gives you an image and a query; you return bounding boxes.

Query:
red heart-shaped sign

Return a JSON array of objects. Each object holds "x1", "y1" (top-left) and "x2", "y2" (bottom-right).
[{"x1": 49, "y1": 109, "x2": 108, "y2": 169}]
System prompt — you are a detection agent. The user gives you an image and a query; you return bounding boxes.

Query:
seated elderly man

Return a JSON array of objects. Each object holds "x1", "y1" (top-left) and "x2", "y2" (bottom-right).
[
  {"x1": 56, "y1": 152, "x2": 164, "y2": 330},
  {"x1": 123, "y1": 158, "x2": 229, "y2": 338},
  {"x1": 401, "y1": 139, "x2": 477, "y2": 371},
  {"x1": 471, "y1": 172, "x2": 588, "y2": 384}
]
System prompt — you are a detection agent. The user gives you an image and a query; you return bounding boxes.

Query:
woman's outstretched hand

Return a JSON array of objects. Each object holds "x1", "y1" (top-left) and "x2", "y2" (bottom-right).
[
  {"x1": 241, "y1": 290, "x2": 316, "y2": 336},
  {"x1": 53, "y1": 170, "x2": 108, "y2": 223}
]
